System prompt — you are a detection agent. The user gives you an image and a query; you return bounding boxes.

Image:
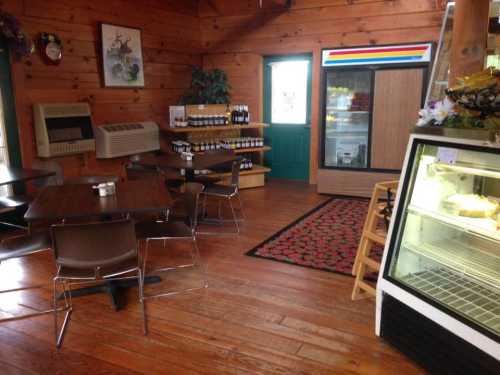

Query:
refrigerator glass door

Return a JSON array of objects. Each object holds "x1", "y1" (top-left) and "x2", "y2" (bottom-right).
[
  {"x1": 387, "y1": 140, "x2": 500, "y2": 339},
  {"x1": 324, "y1": 70, "x2": 371, "y2": 168}
]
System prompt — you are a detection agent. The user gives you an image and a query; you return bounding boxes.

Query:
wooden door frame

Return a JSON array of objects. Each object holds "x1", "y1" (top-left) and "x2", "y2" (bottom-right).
[{"x1": 263, "y1": 53, "x2": 313, "y2": 181}]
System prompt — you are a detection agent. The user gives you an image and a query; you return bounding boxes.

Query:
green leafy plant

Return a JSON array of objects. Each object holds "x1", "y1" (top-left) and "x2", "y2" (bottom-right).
[{"x1": 180, "y1": 66, "x2": 231, "y2": 105}]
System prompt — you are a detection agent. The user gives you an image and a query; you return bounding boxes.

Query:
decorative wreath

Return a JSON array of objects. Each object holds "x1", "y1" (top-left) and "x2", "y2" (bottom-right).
[{"x1": 0, "y1": 11, "x2": 34, "y2": 58}]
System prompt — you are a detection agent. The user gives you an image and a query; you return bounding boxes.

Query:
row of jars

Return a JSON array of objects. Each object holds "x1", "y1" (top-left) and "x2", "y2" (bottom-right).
[
  {"x1": 172, "y1": 138, "x2": 264, "y2": 153},
  {"x1": 187, "y1": 114, "x2": 229, "y2": 127},
  {"x1": 240, "y1": 157, "x2": 253, "y2": 170},
  {"x1": 220, "y1": 137, "x2": 264, "y2": 150}
]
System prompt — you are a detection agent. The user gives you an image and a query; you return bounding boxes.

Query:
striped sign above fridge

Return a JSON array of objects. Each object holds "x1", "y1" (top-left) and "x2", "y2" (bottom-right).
[{"x1": 322, "y1": 43, "x2": 433, "y2": 67}]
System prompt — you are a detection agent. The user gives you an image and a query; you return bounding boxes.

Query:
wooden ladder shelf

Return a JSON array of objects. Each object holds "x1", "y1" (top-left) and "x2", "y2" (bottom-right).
[{"x1": 351, "y1": 180, "x2": 398, "y2": 301}]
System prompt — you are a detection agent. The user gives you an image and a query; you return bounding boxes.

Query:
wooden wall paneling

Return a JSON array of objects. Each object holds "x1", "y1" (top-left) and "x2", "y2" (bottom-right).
[
  {"x1": 7, "y1": 0, "x2": 201, "y2": 178},
  {"x1": 371, "y1": 68, "x2": 424, "y2": 170},
  {"x1": 200, "y1": 0, "x2": 443, "y2": 184}
]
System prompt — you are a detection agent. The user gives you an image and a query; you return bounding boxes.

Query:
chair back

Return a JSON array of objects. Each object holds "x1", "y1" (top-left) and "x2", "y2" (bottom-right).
[
  {"x1": 51, "y1": 219, "x2": 137, "y2": 270},
  {"x1": 183, "y1": 182, "x2": 204, "y2": 229},
  {"x1": 230, "y1": 159, "x2": 243, "y2": 187},
  {"x1": 64, "y1": 175, "x2": 119, "y2": 185}
]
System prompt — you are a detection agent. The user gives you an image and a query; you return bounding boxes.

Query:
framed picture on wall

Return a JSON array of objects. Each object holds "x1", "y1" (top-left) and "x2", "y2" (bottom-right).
[{"x1": 100, "y1": 23, "x2": 145, "y2": 88}]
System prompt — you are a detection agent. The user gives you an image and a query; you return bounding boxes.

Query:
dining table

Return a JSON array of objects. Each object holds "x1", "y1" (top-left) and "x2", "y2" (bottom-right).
[
  {"x1": 24, "y1": 179, "x2": 174, "y2": 310},
  {"x1": 0, "y1": 166, "x2": 56, "y2": 229},
  {"x1": 138, "y1": 151, "x2": 240, "y2": 182},
  {"x1": 0, "y1": 166, "x2": 55, "y2": 186}
]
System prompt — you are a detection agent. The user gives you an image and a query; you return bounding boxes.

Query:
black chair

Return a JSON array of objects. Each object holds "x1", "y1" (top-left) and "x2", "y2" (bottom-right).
[
  {"x1": 199, "y1": 159, "x2": 244, "y2": 235},
  {"x1": 0, "y1": 231, "x2": 55, "y2": 323},
  {"x1": 0, "y1": 195, "x2": 32, "y2": 230},
  {"x1": 135, "y1": 182, "x2": 208, "y2": 299},
  {"x1": 51, "y1": 219, "x2": 146, "y2": 348}
]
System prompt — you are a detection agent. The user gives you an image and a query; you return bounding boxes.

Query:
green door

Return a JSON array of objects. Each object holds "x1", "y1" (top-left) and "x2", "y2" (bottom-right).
[{"x1": 264, "y1": 54, "x2": 312, "y2": 181}]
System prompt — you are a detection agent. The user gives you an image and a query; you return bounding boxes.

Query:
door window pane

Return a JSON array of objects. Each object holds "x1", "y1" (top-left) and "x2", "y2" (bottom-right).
[{"x1": 270, "y1": 60, "x2": 309, "y2": 124}]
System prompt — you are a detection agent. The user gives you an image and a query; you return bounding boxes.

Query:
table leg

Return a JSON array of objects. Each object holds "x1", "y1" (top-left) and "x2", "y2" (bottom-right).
[{"x1": 59, "y1": 275, "x2": 161, "y2": 311}]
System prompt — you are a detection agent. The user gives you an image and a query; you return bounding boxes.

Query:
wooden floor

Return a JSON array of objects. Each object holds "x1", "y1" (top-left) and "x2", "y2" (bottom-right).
[{"x1": 0, "y1": 180, "x2": 426, "y2": 375}]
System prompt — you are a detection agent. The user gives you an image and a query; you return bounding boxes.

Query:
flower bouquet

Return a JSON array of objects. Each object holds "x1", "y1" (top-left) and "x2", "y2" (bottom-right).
[
  {"x1": 0, "y1": 11, "x2": 34, "y2": 59},
  {"x1": 416, "y1": 68, "x2": 500, "y2": 132}
]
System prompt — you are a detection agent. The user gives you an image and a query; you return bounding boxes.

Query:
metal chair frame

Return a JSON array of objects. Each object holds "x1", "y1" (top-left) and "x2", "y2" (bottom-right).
[
  {"x1": 139, "y1": 183, "x2": 208, "y2": 300},
  {"x1": 0, "y1": 235, "x2": 60, "y2": 324},
  {"x1": 198, "y1": 160, "x2": 245, "y2": 235}
]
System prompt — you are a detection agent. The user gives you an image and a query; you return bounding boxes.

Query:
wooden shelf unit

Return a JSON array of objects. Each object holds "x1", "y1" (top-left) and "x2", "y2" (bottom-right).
[{"x1": 163, "y1": 119, "x2": 271, "y2": 189}]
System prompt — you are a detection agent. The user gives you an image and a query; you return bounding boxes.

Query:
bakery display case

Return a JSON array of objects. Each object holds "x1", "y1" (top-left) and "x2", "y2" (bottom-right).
[{"x1": 377, "y1": 135, "x2": 500, "y2": 374}]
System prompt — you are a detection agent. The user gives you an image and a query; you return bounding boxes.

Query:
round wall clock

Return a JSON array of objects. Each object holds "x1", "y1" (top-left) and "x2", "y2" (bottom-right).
[{"x1": 38, "y1": 32, "x2": 63, "y2": 65}]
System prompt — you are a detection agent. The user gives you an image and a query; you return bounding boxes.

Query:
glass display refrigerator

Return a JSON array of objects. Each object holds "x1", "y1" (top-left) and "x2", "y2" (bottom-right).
[
  {"x1": 377, "y1": 134, "x2": 500, "y2": 375},
  {"x1": 323, "y1": 69, "x2": 372, "y2": 169},
  {"x1": 319, "y1": 44, "x2": 433, "y2": 196}
]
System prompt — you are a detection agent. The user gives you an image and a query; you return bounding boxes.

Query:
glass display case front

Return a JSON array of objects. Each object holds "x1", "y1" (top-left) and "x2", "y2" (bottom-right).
[
  {"x1": 323, "y1": 70, "x2": 371, "y2": 169},
  {"x1": 387, "y1": 140, "x2": 500, "y2": 339}
]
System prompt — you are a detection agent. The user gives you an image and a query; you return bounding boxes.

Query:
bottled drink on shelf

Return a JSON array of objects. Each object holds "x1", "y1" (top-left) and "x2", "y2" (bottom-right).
[
  {"x1": 231, "y1": 105, "x2": 239, "y2": 125},
  {"x1": 239, "y1": 105, "x2": 246, "y2": 124},
  {"x1": 244, "y1": 105, "x2": 250, "y2": 124}
]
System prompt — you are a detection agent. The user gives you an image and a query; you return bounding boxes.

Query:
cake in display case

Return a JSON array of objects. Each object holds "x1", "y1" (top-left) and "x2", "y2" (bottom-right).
[{"x1": 377, "y1": 135, "x2": 500, "y2": 374}]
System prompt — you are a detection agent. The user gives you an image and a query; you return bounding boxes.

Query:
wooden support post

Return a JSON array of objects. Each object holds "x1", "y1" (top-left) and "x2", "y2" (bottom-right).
[{"x1": 449, "y1": 0, "x2": 490, "y2": 85}]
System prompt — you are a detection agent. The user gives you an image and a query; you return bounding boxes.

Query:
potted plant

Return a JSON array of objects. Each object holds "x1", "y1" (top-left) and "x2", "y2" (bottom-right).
[{"x1": 180, "y1": 66, "x2": 231, "y2": 105}]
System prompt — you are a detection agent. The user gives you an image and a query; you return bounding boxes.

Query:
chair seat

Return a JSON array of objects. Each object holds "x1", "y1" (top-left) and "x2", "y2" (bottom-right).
[
  {"x1": 135, "y1": 220, "x2": 192, "y2": 240},
  {"x1": 203, "y1": 184, "x2": 237, "y2": 197},
  {"x1": 0, "y1": 232, "x2": 52, "y2": 261},
  {"x1": 57, "y1": 256, "x2": 139, "y2": 279},
  {"x1": 0, "y1": 195, "x2": 32, "y2": 209}
]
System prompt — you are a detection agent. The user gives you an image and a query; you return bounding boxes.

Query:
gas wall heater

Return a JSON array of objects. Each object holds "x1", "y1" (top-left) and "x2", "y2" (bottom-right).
[{"x1": 94, "y1": 121, "x2": 160, "y2": 159}]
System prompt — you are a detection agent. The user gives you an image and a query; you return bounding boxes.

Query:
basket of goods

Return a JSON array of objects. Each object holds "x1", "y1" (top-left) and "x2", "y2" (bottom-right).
[{"x1": 446, "y1": 68, "x2": 500, "y2": 118}]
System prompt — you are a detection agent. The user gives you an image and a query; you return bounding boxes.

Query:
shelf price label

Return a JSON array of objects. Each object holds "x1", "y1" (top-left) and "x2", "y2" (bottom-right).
[{"x1": 437, "y1": 147, "x2": 458, "y2": 165}]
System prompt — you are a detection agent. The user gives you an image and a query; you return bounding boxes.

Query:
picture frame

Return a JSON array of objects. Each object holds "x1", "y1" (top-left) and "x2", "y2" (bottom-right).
[{"x1": 100, "y1": 23, "x2": 145, "y2": 88}]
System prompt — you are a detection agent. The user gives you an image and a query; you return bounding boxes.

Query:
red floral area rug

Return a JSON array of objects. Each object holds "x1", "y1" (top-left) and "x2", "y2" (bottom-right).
[{"x1": 246, "y1": 197, "x2": 384, "y2": 276}]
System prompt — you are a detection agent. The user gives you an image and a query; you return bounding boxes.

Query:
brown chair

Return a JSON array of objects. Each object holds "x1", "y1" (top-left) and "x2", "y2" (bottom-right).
[
  {"x1": 135, "y1": 182, "x2": 207, "y2": 299},
  {"x1": 0, "y1": 231, "x2": 56, "y2": 323},
  {"x1": 125, "y1": 163, "x2": 176, "y2": 222},
  {"x1": 51, "y1": 219, "x2": 145, "y2": 348},
  {"x1": 63, "y1": 175, "x2": 120, "y2": 185},
  {"x1": 199, "y1": 159, "x2": 244, "y2": 235}
]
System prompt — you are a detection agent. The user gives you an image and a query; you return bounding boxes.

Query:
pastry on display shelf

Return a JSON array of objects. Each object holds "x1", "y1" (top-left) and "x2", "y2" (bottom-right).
[{"x1": 444, "y1": 194, "x2": 498, "y2": 218}]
